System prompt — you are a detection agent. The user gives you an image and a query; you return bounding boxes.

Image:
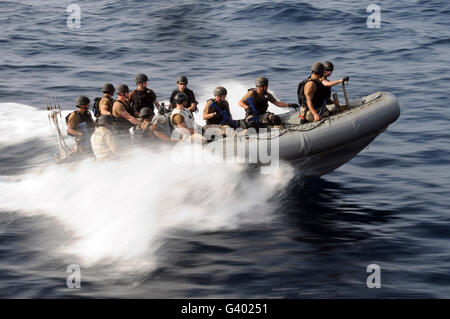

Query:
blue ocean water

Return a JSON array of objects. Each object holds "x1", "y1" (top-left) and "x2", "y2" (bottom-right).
[{"x1": 0, "y1": 0, "x2": 449, "y2": 298}]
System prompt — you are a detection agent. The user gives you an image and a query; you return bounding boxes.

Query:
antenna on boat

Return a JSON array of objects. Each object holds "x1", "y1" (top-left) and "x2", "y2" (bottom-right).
[{"x1": 46, "y1": 94, "x2": 71, "y2": 163}]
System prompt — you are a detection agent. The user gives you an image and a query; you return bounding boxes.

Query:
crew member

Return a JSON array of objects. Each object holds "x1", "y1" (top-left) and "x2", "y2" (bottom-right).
[
  {"x1": 321, "y1": 61, "x2": 349, "y2": 104},
  {"x1": 90, "y1": 115, "x2": 117, "y2": 160},
  {"x1": 298, "y1": 63, "x2": 328, "y2": 122},
  {"x1": 66, "y1": 95, "x2": 95, "y2": 153},
  {"x1": 170, "y1": 92, "x2": 197, "y2": 137},
  {"x1": 129, "y1": 73, "x2": 161, "y2": 117},
  {"x1": 169, "y1": 75, "x2": 198, "y2": 112},
  {"x1": 202, "y1": 86, "x2": 236, "y2": 128},
  {"x1": 238, "y1": 76, "x2": 298, "y2": 128},
  {"x1": 135, "y1": 107, "x2": 174, "y2": 143},
  {"x1": 98, "y1": 83, "x2": 115, "y2": 116},
  {"x1": 112, "y1": 84, "x2": 139, "y2": 137}
]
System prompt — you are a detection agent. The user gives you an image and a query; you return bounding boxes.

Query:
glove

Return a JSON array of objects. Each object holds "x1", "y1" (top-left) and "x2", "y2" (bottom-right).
[
  {"x1": 342, "y1": 76, "x2": 349, "y2": 82},
  {"x1": 288, "y1": 103, "x2": 299, "y2": 109}
]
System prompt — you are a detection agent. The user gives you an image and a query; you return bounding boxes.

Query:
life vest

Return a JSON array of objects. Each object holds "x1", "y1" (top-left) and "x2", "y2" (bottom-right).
[
  {"x1": 65, "y1": 111, "x2": 94, "y2": 136},
  {"x1": 206, "y1": 99, "x2": 236, "y2": 128},
  {"x1": 170, "y1": 88, "x2": 196, "y2": 110},
  {"x1": 170, "y1": 109, "x2": 195, "y2": 129},
  {"x1": 246, "y1": 88, "x2": 269, "y2": 115},
  {"x1": 131, "y1": 88, "x2": 156, "y2": 113},
  {"x1": 297, "y1": 78, "x2": 327, "y2": 110},
  {"x1": 113, "y1": 100, "x2": 134, "y2": 130}
]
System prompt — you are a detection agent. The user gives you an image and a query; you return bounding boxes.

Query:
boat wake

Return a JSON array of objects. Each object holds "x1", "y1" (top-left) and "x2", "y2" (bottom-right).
[{"x1": 0, "y1": 101, "x2": 295, "y2": 274}]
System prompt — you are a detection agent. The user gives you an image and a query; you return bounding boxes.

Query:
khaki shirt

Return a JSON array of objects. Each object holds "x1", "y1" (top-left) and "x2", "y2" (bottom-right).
[
  {"x1": 90, "y1": 126, "x2": 117, "y2": 160},
  {"x1": 99, "y1": 95, "x2": 114, "y2": 115},
  {"x1": 112, "y1": 100, "x2": 128, "y2": 118}
]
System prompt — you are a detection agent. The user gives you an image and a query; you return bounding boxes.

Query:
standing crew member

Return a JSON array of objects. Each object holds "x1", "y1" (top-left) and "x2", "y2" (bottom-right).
[
  {"x1": 90, "y1": 115, "x2": 118, "y2": 160},
  {"x1": 202, "y1": 86, "x2": 236, "y2": 128},
  {"x1": 321, "y1": 61, "x2": 349, "y2": 104},
  {"x1": 66, "y1": 95, "x2": 95, "y2": 154},
  {"x1": 129, "y1": 73, "x2": 161, "y2": 118},
  {"x1": 169, "y1": 75, "x2": 198, "y2": 112},
  {"x1": 98, "y1": 83, "x2": 115, "y2": 116},
  {"x1": 298, "y1": 62, "x2": 328, "y2": 122},
  {"x1": 238, "y1": 76, "x2": 298, "y2": 128},
  {"x1": 112, "y1": 84, "x2": 139, "y2": 136}
]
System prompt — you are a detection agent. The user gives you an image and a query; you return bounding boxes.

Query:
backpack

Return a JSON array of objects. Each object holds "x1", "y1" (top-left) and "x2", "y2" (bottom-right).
[
  {"x1": 297, "y1": 78, "x2": 309, "y2": 106},
  {"x1": 65, "y1": 111, "x2": 77, "y2": 124},
  {"x1": 92, "y1": 97, "x2": 102, "y2": 118}
]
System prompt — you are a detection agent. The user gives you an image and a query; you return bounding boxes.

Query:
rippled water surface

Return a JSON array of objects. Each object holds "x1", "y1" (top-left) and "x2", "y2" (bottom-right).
[{"x1": 0, "y1": 0, "x2": 449, "y2": 298}]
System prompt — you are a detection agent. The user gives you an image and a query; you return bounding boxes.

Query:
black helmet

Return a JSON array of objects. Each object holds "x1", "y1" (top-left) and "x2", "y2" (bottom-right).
[
  {"x1": 174, "y1": 92, "x2": 188, "y2": 104},
  {"x1": 323, "y1": 61, "x2": 334, "y2": 71},
  {"x1": 255, "y1": 76, "x2": 269, "y2": 87},
  {"x1": 176, "y1": 75, "x2": 188, "y2": 84},
  {"x1": 135, "y1": 73, "x2": 148, "y2": 84},
  {"x1": 116, "y1": 84, "x2": 129, "y2": 94},
  {"x1": 311, "y1": 62, "x2": 325, "y2": 75},
  {"x1": 98, "y1": 115, "x2": 114, "y2": 126},
  {"x1": 139, "y1": 107, "x2": 153, "y2": 118},
  {"x1": 75, "y1": 95, "x2": 90, "y2": 107},
  {"x1": 102, "y1": 83, "x2": 115, "y2": 94},
  {"x1": 214, "y1": 86, "x2": 227, "y2": 97}
]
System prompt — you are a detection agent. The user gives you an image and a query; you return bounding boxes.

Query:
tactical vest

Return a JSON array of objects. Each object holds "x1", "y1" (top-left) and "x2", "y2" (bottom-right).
[
  {"x1": 298, "y1": 78, "x2": 328, "y2": 110},
  {"x1": 113, "y1": 100, "x2": 134, "y2": 130},
  {"x1": 247, "y1": 88, "x2": 269, "y2": 114},
  {"x1": 205, "y1": 99, "x2": 231, "y2": 126},
  {"x1": 170, "y1": 109, "x2": 195, "y2": 129},
  {"x1": 65, "y1": 111, "x2": 94, "y2": 135},
  {"x1": 132, "y1": 88, "x2": 155, "y2": 113},
  {"x1": 100, "y1": 95, "x2": 114, "y2": 114}
]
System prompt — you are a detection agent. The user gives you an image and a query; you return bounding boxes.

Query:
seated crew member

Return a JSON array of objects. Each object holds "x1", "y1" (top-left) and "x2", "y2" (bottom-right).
[
  {"x1": 321, "y1": 61, "x2": 349, "y2": 104},
  {"x1": 129, "y1": 73, "x2": 161, "y2": 118},
  {"x1": 170, "y1": 92, "x2": 197, "y2": 138},
  {"x1": 238, "y1": 76, "x2": 298, "y2": 128},
  {"x1": 298, "y1": 62, "x2": 329, "y2": 122},
  {"x1": 135, "y1": 107, "x2": 174, "y2": 143},
  {"x1": 203, "y1": 86, "x2": 236, "y2": 129},
  {"x1": 90, "y1": 115, "x2": 118, "y2": 160},
  {"x1": 169, "y1": 75, "x2": 198, "y2": 112},
  {"x1": 66, "y1": 95, "x2": 95, "y2": 154},
  {"x1": 112, "y1": 84, "x2": 139, "y2": 136},
  {"x1": 98, "y1": 83, "x2": 115, "y2": 116}
]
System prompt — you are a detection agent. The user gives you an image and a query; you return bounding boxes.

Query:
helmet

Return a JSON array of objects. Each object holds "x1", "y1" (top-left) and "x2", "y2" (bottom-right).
[
  {"x1": 255, "y1": 76, "x2": 269, "y2": 87},
  {"x1": 174, "y1": 92, "x2": 188, "y2": 104},
  {"x1": 102, "y1": 83, "x2": 115, "y2": 94},
  {"x1": 135, "y1": 73, "x2": 148, "y2": 84},
  {"x1": 139, "y1": 107, "x2": 153, "y2": 118},
  {"x1": 98, "y1": 115, "x2": 114, "y2": 126},
  {"x1": 176, "y1": 75, "x2": 188, "y2": 84},
  {"x1": 323, "y1": 61, "x2": 334, "y2": 71},
  {"x1": 213, "y1": 86, "x2": 227, "y2": 97},
  {"x1": 116, "y1": 84, "x2": 129, "y2": 94},
  {"x1": 75, "y1": 95, "x2": 90, "y2": 107},
  {"x1": 311, "y1": 62, "x2": 325, "y2": 75}
]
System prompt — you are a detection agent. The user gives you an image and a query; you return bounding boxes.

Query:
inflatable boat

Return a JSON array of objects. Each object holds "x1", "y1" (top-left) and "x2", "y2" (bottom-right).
[
  {"x1": 48, "y1": 91, "x2": 400, "y2": 176},
  {"x1": 167, "y1": 91, "x2": 400, "y2": 176}
]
